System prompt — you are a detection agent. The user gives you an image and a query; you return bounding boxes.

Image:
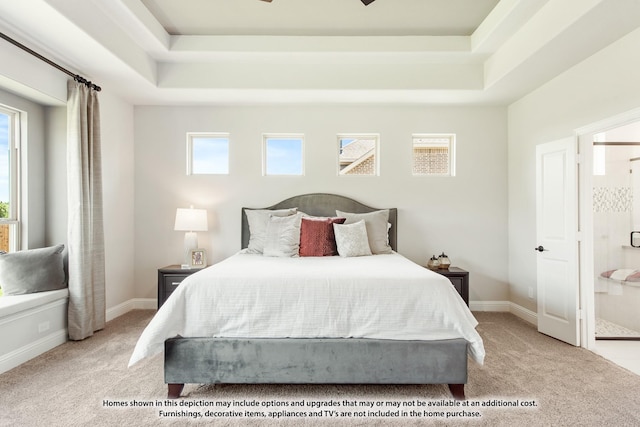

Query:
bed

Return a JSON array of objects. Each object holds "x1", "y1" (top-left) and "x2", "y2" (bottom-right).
[{"x1": 129, "y1": 193, "x2": 484, "y2": 400}]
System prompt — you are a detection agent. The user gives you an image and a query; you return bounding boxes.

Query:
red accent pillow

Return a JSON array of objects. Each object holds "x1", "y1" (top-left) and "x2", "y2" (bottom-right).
[{"x1": 299, "y1": 217, "x2": 346, "y2": 257}]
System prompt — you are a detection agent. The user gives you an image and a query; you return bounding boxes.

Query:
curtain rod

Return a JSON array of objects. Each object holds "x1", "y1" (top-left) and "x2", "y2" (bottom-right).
[{"x1": 0, "y1": 31, "x2": 101, "y2": 92}]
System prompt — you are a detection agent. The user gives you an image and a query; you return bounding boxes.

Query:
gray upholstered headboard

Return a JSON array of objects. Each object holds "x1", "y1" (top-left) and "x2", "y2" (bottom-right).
[{"x1": 241, "y1": 193, "x2": 397, "y2": 251}]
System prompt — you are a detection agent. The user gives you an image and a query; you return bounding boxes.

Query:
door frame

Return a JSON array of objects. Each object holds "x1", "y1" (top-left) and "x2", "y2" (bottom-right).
[{"x1": 575, "y1": 106, "x2": 640, "y2": 351}]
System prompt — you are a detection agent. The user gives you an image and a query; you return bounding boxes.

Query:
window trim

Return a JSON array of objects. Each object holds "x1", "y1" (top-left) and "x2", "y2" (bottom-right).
[
  {"x1": 411, "y1": 133, "x2": 456, "y2": 177},
  {"x1": 337, "y1": 133, "x2": 380, "y2": 177},
  {"x1": 262, "y1": 133, "x2": 305, "y2": 176},
  {"x1": 186, "y1": 132, "x2": 230, "y2": 175},
  {"x1": 0, "y1": 104, "x2": 21, "y2": 252}
]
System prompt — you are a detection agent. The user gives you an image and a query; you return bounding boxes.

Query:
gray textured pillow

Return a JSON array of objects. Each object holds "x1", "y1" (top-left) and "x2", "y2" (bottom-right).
[
  {"x1": 263, "y1": 213, "x2": 303, "y2": 257},
  {"x1": 0, "y1": 244, "x2": 67, "y2": 296},
  {"x1": 244, "y1": 208, "x2": 298, "y2": 254},
  {"x1": 335, "y1": 209, "x2": 393, "y2": 254}
]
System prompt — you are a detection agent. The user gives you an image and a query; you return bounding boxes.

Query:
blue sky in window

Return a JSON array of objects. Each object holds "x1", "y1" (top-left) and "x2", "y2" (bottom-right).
[
  {"x1": 340, "y1": 138, "x2": 355, "y2": 148},
  {"x1": 0, "y1": 113, "x2": 8, "y2": 203},
  {"x1": 266, "y1": 138, "x2": 303, "y2": 175},
  {"x1": 192, "y1": 137, "x2": 229, "y2": 174}
]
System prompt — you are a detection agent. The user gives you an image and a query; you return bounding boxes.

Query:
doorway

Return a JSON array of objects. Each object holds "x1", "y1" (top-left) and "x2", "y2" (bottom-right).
[
  {"x1": 590, "y1": 124, "x2": 640, "y2": 340},
  {"x1": 575, "y1": 108, "x2": 640, "y2": 351}
]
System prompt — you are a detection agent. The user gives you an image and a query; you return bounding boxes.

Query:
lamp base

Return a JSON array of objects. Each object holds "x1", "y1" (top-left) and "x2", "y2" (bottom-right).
[{"x1": 183, "y1": 231, "x2": 198, "y2": 266}]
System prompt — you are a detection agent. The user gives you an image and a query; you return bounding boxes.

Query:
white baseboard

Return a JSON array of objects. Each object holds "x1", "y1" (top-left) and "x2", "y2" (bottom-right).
[
  {"x1": 106, "y1": 298, "x2": 156, "y2": 322},
  {"x1": 0, "y1": 329, "x2": 67, "y2": 374},
  {"x1": 470, "y1": 300, "x2": 538, "y2": 326},
  {"x1": 470, "y1": 300, "x2": 510, "y2": 312},
  {"x1": 509, "y1": 302, "x2": 538, "y2": 325}
]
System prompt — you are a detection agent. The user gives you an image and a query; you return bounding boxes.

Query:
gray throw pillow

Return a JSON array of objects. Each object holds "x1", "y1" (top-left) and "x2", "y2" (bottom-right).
[
  {"x1": 335, "y1": 209, "x2": 393, "y2": 254},
  {"x1": 0, "y1": 244, "x2": 67, "y2": 295}
]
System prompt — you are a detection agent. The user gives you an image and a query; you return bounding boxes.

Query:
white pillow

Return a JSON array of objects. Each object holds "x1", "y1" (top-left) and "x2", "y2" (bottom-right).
[
  {"x1": 244, "y1": 208, "x2": 297, "y2": 254},
  {"x1": 335, "y1": 209, "x2": 392, "y2": 254},
  {"x1": 333, "y1": 220, "x2": 372, "y2": 257},
  {"x1": 263, "y1": 213, "x2": 303, "y2": 257}
]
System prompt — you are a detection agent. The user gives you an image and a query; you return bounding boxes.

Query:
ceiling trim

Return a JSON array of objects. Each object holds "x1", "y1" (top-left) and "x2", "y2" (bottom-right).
[{"x1": 1, "y1": 0, "x2": 639, "y2": 106}]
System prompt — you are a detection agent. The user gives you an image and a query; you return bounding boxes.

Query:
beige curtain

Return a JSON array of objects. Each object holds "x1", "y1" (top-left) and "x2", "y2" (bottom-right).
[{"x1": 66, "y1": 79, "x2": 105, "y2": 340}]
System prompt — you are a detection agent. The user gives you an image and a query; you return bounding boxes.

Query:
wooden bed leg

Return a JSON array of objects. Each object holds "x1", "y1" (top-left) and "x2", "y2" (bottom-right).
[
  {"x1": 448, "y1": 384, "x2": 465, "y2": 400},
  {"x1": 167, "y1": 383, "x2": 184, "y2": 399}
]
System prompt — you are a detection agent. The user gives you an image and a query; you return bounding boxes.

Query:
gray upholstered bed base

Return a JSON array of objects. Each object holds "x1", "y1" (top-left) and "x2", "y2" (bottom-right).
[
  {"x1": 165, "y1": 338, "x2": 467, "y2": 399},
  {"x1": 163, "y1": 194, "x2": 468, "y2": 400}
]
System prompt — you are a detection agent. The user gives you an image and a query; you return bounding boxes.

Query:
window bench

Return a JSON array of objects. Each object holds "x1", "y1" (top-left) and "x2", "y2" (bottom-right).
[{"x1": 0, "y1": 289, "x2": 69, "y2": 374}]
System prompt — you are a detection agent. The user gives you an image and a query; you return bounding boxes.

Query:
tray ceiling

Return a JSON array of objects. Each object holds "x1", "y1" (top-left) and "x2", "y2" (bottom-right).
[
  {"x1": 1, "y1": 0, "x2": 640, "y2": 106},
  {"x1": 140, "y1": 0, "x2": 500, "y2": 37}
]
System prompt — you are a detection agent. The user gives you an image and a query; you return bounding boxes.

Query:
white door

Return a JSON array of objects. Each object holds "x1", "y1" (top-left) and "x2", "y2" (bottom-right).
[{"x1": 536, "y1": 137, "x2": 580, "y2": 346}]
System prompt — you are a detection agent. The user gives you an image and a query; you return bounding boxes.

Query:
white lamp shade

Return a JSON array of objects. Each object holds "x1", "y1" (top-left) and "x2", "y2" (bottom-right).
[{"x1": 174, "y1": 207, "x2": 208, "y2": 232}]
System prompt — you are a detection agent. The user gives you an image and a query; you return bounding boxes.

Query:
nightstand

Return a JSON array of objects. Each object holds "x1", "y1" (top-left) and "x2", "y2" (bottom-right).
[
  {"x1": 157, "y1": 265, "x2": 201, "y2": 309},
  {"x1": 433, "y1": 267, "x2": 469, "y2": 306}
]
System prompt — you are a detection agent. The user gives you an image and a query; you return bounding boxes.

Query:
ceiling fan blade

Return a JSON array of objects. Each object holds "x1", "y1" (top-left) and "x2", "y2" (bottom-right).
[{"x1": 259, "y1": 0, "x2": 272, "y2": 2}]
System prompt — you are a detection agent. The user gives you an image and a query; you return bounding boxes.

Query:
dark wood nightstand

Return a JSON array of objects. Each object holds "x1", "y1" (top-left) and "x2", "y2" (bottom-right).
[
  {"x1": 157, "y1": 265, "x2": 201, "y2": 309},
  {"x1": 433, "y1": 267, "x2": 469, "y2": 306}
]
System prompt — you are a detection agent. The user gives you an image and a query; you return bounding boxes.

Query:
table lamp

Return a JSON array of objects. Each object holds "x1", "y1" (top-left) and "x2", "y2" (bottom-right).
[{"x1": 174, "y1": 206, "x2": 208, "y2": 268}]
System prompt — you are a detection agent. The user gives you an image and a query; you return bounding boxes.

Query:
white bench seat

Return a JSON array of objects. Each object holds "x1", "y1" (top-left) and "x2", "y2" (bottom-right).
[
  {"x1": 0, "y1": 288, "x2": 69, "y2": 318},
  {"x1": 0, "y1": 289, "x2": 69, "y2": 374}
]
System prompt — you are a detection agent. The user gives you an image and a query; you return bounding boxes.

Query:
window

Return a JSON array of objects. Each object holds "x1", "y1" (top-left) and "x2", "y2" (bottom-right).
[
  {"x1": 338, "y1": 134, "x2": 379, "y2": 176},
  {"x1": 0, "y1": 106, "x2": 20, "y2": 252},
  {"x1": 263, "y1": 134, "x2": 304, "y2": 176},
  {"x1": 412, "y1": 134, "x2": 456, "y2": 176},
  {"x1": 187, "y1": 133, "x2": 229, "y2": 175}
]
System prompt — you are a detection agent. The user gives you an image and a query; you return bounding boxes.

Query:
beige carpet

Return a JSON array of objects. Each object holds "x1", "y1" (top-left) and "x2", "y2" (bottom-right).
[{"x1": 1, "y1": 310, "x2": 640, "y2": 426}]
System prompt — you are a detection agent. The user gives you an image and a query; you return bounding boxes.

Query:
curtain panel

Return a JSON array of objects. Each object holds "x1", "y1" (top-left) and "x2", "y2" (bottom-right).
[{"x1": 66, "y1": 80, "x2": 105, "y2": 340}]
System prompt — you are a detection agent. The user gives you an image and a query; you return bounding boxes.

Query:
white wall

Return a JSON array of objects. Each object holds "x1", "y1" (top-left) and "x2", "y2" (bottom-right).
[
  {"x1": 100, "y1": 92, "x2": 136, "y2": 310},
  {"x1": 43, "y1": 105, "x2": 66, "y2": 246},
  {"x1": 134, "y1": 105, "x2": 509, "y2": 303},
  {"x1": 508, "y1": 27, "x2": 640, "y2": 312},
  {"x1": 0, "y1": 45, "x2": 136, "y2": 313}
]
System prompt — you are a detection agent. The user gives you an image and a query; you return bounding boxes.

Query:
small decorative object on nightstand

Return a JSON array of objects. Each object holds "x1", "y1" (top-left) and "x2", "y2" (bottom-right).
[
  {"x1": 189, "y1": 249, "x2": 207, "y2": 269},
  {"x1": 433, "y1": 267, "x2": 469, "y2": 307},
  {"x1": 438, "y1": 252, "x2": 451, "y2": 269},
  {"x1": 427, "y1": 255, "x2": 440, "y2": 270},
  {"x1": 157, "y1": 265, "x2": 201, "y2": 309}
]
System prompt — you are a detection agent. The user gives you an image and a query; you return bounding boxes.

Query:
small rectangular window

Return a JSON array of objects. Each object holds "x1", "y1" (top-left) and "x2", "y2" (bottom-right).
[
  {"x1": 0, "y1": 105, "x2": 20, "y2": 252},
  {"x1": 187, "y1": 132, "x2": 229, "y2": 175},
  {"x1": 338, "y1": 134, "x2": 379, "y2": 176},
  {"x1": 263, "y1": 134, "x2": 304, "y2": 176},
  {"x1": 412, "y1": 134, "x2": 455, "y2": 176}
]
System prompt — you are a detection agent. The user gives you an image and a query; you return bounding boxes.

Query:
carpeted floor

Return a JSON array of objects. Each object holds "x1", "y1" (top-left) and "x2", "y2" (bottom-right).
[{"x1": 1, "y1": 310, "x2": 640, "y2": 426}]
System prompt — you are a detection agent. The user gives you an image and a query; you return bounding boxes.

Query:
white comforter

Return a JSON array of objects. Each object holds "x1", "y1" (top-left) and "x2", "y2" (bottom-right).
[{"x1": 129, "y1": 252, "x2": 485, "y2": 366}]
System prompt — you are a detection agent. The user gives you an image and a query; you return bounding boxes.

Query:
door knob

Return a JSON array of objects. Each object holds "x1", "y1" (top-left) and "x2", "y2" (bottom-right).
[{"x1": 534, "y1": 246, "x2": 547, "y2": 252}]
